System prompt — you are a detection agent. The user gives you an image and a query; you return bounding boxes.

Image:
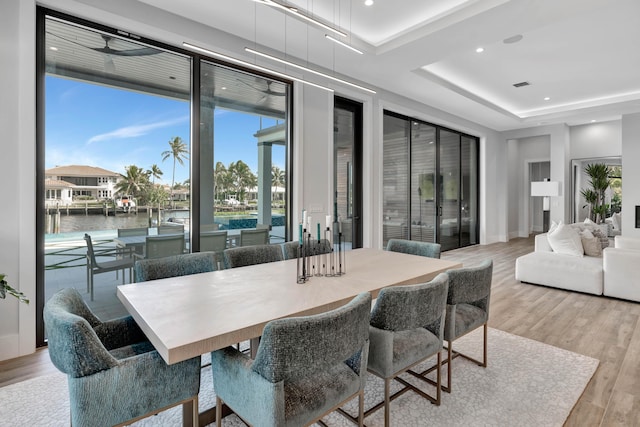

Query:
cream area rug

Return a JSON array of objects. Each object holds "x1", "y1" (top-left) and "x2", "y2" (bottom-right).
[{"x1": 0, "y1": 328, "x2": 598, "y2": 427}]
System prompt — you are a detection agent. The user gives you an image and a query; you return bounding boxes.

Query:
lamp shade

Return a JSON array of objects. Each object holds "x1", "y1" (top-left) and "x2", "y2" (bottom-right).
[{"x1": 531, "y1": 181, "x2": 561, "y2": 197}]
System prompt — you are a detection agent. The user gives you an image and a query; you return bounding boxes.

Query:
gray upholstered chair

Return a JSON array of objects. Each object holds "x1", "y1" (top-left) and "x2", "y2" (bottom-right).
[
  {"x1": 44, "y1": 288, "x2": 201, "y2": 427},
  {"x1": 366, "y1": 273, "x2": 449, "y2": 427},
  {"x1": 240, "y1": 228, "x2": 269, "y2": 246},
  {"x1": 84, "y1": 233, "x2": 134, "y2": 301},
  {"x1": 386, "y1": 238, "x2": 441, "y2": 259},
  {"x1": 223, "y1": 244, "x2": 283, "y2": 269},
  {"x1": 282, "y1": 239, "x2": 332, "y2": 260},
  {"x1": 442, "y1": 259, "x2": 493, "y2": 392},
  {"x1": 210, "y1": 292, "x2": 372, "y2": 427},
  {"x1": 134, "y1": 251, "x2": 216, "y2": 282}
]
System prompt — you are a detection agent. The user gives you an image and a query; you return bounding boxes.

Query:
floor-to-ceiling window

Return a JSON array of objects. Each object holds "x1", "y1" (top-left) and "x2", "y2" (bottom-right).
[
  {"x1": 37, "y1": 9, "x2": 292, "y2": 345},
  {"x1": 382, "y1": 111, "x2": 479, "y2": 250}
]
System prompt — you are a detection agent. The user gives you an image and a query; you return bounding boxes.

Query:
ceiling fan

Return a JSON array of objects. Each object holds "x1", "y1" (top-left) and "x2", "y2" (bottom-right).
[{"x1": 237, "y1": 79, "x2": 287, "y2": 98}]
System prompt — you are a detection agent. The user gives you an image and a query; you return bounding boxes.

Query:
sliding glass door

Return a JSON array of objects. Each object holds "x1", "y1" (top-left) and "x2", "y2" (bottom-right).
[{"x1": 382, "y1": 111, "x2": 479, "y2": 251}]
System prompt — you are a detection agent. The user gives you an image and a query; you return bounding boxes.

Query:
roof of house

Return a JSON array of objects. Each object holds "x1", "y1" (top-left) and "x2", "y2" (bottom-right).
[
  {"x1": 45, "y1": 165, "x2": 120, "y2": 177},
  {"x1": 44, "y1": 179, "x2": 75, "y2": 188}
]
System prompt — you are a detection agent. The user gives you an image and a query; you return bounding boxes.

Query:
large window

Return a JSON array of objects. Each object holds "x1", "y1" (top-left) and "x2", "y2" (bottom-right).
[
  {"x1": 382, "y1": 111, "x2": 479, "y2": 251},
  {"x1": 37, "y1": 10, "x2": 292, "y2": 344}
]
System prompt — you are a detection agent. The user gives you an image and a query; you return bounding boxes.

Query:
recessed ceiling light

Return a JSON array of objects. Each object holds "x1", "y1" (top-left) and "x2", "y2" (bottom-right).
[
  {"x1": 49, "y1": 46, "x2": 58, "y2": 51},
  {"x1": 364, "y1": 0, "x2": 374, "y2": 5},
  {"x1": 476, "y1": 47, "x2": 484, "y2": 53},
  {"x1": 544, "y1": 97, "x2": 550, "y2": 101},
  {"x1": 591, "y1": 120, "x2": 597, "y2": 123},
  {"x1": 503, "y1": 34, "x2": 523, "y2": 44},
  {"x1": 221, "y1": 86, "x2": 227, "y2": 90}
]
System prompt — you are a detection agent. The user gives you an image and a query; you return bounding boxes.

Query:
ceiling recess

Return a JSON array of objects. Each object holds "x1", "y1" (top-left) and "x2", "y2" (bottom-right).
[{"x1": 513, "y1": 81, "x2": 530, "y2": 88}]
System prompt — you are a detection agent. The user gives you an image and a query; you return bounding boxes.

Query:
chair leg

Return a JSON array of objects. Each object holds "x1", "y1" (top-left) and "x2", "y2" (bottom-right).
[
  {"x1": 216, "y1": 396, "x2": 223, "y2": 427},
  {"x1": 483, "y1": 322, "x2": 488, "y2": 367},
  {"x1": 89, "y1": 272, "x2": 94, "y2": 301},
  {"x1": 358, "y1": 390, "x2": 364, "y2": 427},
  {"x1": 384, "y1": 377, "x2": 390, "y2": 427},
  {"x1": 446, "y1": 342, "x2": 452, "y2": 393},
  {"x1": 182, "y1": 396, "x2": 198, "y2": 427}
]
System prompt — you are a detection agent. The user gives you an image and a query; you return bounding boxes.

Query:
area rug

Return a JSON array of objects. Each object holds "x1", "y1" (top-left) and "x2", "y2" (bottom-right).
[{"x1": 0, "y1": 328, "x2": 598, "y2": 427}]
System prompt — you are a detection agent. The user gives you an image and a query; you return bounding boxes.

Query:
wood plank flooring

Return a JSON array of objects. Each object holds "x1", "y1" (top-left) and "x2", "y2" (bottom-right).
[{"x1": 1, "y1": 235, "x2": 638, "y2": 426}]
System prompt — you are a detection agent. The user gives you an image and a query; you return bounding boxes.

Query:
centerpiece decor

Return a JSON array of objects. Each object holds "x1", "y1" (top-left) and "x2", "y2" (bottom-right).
[{"x1": 297, "y1": 211, "x2": 346, "y2": 284}]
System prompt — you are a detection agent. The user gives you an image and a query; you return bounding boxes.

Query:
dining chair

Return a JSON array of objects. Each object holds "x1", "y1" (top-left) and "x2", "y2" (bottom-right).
[
  {"x1": 223, "y1": 244, "x2": 282, "y2": 268},
  {"x1": 240, "y1": 228, "x2": 269, "y2": 246},
  {"x1": 365, "y1": 273, "x2": 449, "y2": 426},
  {"x1": 200, "y1": 230, "x2": 228, "y2": 269},
  {"x1": 440, "y1": 259, "x2": 493, "y2": 393},
  {"x1": 84, "y1": 233, "x2": 134, "y2": 301},
  {"x1": 386, "y1": 238, "x2": 441, "y2": 259},
  {"x1": 158, "y1": 223, "x2": 185, "y2": 235},
  {"x1": 210, "y1": 292, "x2": 371, "y2": 427},
  {"x1": 116, "y1": 227, "x2": 149, "y2": 263},
  {"x1": 134, "y1": 251, "x2": 217, "y2": 282},
  {"x1": 137, "y1": 234, "x2": 185, "y2": 260},
  {"x1": 282, "y1": 239, "x2": 332, "y2": 260},
  {"x1": 44, "y1": 288, "x2": 201, "y2": 427}
]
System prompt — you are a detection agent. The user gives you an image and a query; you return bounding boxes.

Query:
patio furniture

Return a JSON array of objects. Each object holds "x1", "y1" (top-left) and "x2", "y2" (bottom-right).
[
  {"x1": 158, "y1": 223, "x2": 185, "y2": 235},
  {"x1": 44, "y1": 288, "x2": 201, "y2": 427},
  {"x1": 240, "y1": 228, "x2": 269, "y2": 246},
  {"x1": 84, "y1": 233, "x2": 134, "y2": 301},
  {"x1": 200, "y1": 231, "x2": 228, "y2": 269},
  {"x1": 136, "y1": 234, "x2": 186, "y2": 260},
  {"x1": 210, "y1": 292, "x2": 371, "y2": 427}
]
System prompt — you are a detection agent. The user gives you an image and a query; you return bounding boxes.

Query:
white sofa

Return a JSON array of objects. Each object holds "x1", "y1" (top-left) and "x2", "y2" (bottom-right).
[{"x1": 516, "y1": 234, "x2": 640, "y2": 302}]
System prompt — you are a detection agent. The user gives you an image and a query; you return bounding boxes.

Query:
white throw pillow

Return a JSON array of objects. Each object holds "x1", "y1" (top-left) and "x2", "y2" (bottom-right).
[
  {"x1": 580, "y1": 229, "x2": 602, "y2": 257},
  {"x1": 612, "y1": 212, "x2": 621, "y2": 231},
  {"x1": 548, "y1": 220, "x2": 562, "y2": 234},
  {"x1": 547, "y1": 223, "x2": 584, "y2": 257},
  {"x1": 584, "y1": 218, "x2": 595, "y2": 226}
]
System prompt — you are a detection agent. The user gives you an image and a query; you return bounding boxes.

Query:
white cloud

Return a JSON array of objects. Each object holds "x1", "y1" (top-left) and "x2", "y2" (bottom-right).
[{"x1": 87, "y1": 116, "x2": 188, "y2": 144}]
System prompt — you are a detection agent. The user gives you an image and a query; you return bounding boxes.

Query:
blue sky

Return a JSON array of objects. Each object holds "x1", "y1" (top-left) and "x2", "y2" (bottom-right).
[{"x1": 46, "y1": 76, "x2": 285, "y2": 185}]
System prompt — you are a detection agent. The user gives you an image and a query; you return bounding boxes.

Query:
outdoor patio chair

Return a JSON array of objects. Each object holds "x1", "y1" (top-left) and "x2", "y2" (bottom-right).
[
  {"x1": 210, "y1": 292, "x2": 371, "y2": 427},
  {"x1": 84, "y1": 233, "x2": 134, "y2": 301},
  {"x1": 44, "y1": 288, "x2": 201, "y2": 427},
  {"x1": 136, "y1": 234, "x2": 186, "y2": 260},
  {"x1": 240, "y1": 228, "x2": 269, "y2": 246},
  {"x1": 200, "y1": 230, "x2": 228, "y2": 269},
  {"x1": 158, "y1": 223, "x2": 185, "y2": 235}
]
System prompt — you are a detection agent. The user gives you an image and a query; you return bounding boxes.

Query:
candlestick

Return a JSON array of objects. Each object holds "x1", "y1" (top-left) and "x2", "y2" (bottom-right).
[
  {"x1": 317, "y1": 223, "x2": 321, "y2": 241},
  {"x1": 326, "y1": 215, "x2": 332, "y2": 229},
  {"x1": 299, "y1": 223, "x2": 303, "y2": 244}
]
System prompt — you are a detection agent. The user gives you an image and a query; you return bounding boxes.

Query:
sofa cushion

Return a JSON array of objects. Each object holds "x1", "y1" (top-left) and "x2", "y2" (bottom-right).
[
  {"x1": 580, "y1": 229, "x2": 602, "y2": 257},
  {"x1": 547, "y1": 223, "x2": 583, "y2": 257},
  {"x1": 515, "y1": 251, "x2": 603, "y2": 295}
]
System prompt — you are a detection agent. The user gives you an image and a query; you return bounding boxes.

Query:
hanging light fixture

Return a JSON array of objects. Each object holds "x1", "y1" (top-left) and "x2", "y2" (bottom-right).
[
  {"x1": 244, "y1": 47, "x2": 376, "y2": 93},
  {"x1": 253, "y1": 0, "x2": 348, "y2": 37},
  {"x1": 325, "y1": 34, "x2": 363, "y2": 54}
]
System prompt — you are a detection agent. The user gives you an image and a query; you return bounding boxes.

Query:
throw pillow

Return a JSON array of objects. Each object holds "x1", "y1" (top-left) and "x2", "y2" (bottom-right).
[
  {"x1": 547, "y1": 223, "x2": 584, "y2": 257},
  {"x1": 549, "y1": 220, "x2": 562, "y2": 234},
  {"x1": 580, "y1": 229, "x2": 602, "y2": 257},
  {"x1": 584, "y1": 218, "x2": 596, "y2": 225},
  {"x1": 590, "y1": 227, "x2": 610, "y2": 249}
]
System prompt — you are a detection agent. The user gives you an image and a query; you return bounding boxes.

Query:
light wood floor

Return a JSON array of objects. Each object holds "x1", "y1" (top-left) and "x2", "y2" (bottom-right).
[{"x1": 1, "y1": 236, "x2": 638, "y2": 426}]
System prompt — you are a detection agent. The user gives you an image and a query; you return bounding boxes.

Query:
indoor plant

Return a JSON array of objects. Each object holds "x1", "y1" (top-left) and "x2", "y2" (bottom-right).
[
  {"x1": 580, "y1": 163, "x2": 611, "y2": 224},
  {"x1": 0, "y1": 273, "x2": 29, "y2": 304}
]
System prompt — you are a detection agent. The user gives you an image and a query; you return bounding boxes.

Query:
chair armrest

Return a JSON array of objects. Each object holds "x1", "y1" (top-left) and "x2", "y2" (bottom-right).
[
  {"x1": 94, "y1": 316, "x2": 148, "y2": 350},
  {"x1": 534, "y1": 233, "x2": 552, "y2": 252},
  {"x1": 210, "y1": 346, "x2": 282, "y2": 424}
]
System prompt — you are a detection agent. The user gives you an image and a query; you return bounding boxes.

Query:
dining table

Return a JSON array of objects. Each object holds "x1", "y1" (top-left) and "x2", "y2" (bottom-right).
[{"x1": 117, "y1": 247, "x2": 461, "y2": 425}]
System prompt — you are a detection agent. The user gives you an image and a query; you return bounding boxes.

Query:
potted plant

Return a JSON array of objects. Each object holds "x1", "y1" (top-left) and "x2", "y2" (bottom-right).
[
  {"x1": 0, "y1": 274, "x2": 29, "y2": 304},
  {"x1": 580, "y1": 163, "x2": 611, "y2": 224}
]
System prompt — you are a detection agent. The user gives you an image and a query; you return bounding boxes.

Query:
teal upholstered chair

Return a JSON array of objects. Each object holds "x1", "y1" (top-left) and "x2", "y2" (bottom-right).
[
  {"x1": 386, "y1": 238, "x2": 441, "y2": 259},
  {"x1": 366, "y1": 273, "x2": 449, "y2": 426},
  {"x1": 134, "y1": 251, "x2": 216, "y2": 282},
  {"x1": 442, "y1": 259, "x2": 493, "y2": 392},
  {"x1": 44, "y1": 288, "x2": 201, "y2": 427},
  {"x1": 223, "y1": 244, "x2": 283, "y2": 269},
  {"x1": 210, "y1": 292, "x2": 371, "y2": 427},
  {"x1": 282, "y1": 239, "x2": 332, "y2": 260}
]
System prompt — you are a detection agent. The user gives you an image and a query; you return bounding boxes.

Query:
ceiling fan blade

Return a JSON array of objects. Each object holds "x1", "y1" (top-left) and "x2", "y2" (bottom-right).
[{"x1": 103, "y1": 55, "x2": 116, "y2": 73}]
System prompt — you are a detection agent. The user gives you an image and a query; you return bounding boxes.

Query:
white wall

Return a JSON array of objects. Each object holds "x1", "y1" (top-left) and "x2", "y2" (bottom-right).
[
  {"x1": 621, "y1": 113, "x2": 640, "y2": 238},
  {"x1": 1, "y1": 0, "x2": 505, "y2": 360},
  {"x1": 570, "y1": 120, "x2": 622, "y2": 160}
]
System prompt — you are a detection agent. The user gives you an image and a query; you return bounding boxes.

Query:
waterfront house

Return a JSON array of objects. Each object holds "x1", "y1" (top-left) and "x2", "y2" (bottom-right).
[{"x1": 45, "y1": 165, "x2": 120, "y2": 206}]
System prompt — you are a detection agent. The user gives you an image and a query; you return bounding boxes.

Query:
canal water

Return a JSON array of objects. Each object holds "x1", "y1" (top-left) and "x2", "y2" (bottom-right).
[{"x1": 54, "y1": 213, "x2": 152, "y2": 233}]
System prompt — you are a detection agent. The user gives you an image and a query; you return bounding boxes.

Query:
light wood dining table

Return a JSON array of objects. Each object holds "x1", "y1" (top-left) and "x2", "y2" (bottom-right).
[{"x1": 117, "y1": 247, "x2": 461, "y2": 365}]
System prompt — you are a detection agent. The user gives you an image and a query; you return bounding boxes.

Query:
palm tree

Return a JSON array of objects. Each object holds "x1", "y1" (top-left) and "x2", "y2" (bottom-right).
[
  {"x1": 161, "y1": 136, "x2": 189, "y2": 205},
  {"x1": 115, "y1": 165, "x2": 150, "y2": 200},
  {"x1": 214, "y1": 162, "x2": 228, "y2": 201},
  {"x1": 229, "y1": 160, "x2": 257, "y2": 203},
  {"x1": 149, "y1": 164, "x2": 163, "y2": 185},
  {"x1": 271, "y1": 166, "x2": 285, "y2": 201}
]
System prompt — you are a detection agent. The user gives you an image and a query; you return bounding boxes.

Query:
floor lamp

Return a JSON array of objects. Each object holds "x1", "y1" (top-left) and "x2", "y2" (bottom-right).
[{"x1": 531, "y1": 180, "x2": 561, "y2": 232}]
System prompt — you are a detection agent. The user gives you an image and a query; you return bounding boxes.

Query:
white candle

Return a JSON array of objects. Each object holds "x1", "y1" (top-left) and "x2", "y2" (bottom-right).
[
  {"x1": 326, "y1": 215, "x2": 332, "y2": 229},
  {"x1": 302, "y1": 209, "x2": 307, "y2": 226},
  {"x1": 307, "y1": 215, "x2": 312, "y2": 227}
]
